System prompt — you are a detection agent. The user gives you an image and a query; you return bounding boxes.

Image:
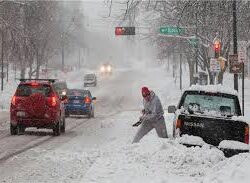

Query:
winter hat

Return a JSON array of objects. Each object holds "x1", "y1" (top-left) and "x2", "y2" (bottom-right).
[{"x1": 141, "y1": 87, "x2": 150, "y2": 97}]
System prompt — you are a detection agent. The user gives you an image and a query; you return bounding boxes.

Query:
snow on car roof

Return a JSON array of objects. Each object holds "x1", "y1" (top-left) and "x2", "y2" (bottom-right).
[{"x1": 186, "y1": 84, "x2": 238, "y2": 96}]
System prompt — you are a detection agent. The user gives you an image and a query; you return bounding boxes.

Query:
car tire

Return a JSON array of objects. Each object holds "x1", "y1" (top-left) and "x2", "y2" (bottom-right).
[
  {"x1": 17, "y1": 125, "x2": 25, "y2": 135},
  {"x1": 65, "y1": 112, "x2": 69, "y2": 118},
  {"x1": 87, "y1": 112, "x2": 91, "y2": 119},
  {"x1": 53, "y1": 121, "x2": 61, "y2": 136},
  {"x1": 61, "y1": 117, "x2": 66, "y2": 133},
  {"x1": 10, "y1": 124, "x2": 18, "y2": 135},
  {"x1": 91, "y1": 110, "x2": 95, "y2": 118}
]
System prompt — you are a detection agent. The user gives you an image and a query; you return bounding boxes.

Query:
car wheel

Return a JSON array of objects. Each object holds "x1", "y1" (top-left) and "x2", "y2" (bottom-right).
[
  {"x1": 10, "y1": 124, "x2": 18, "y2": 135},
  {"x1": 91, "y1": 109, "x2": 95, "y2": 118},
  {"x1": 53, "y1": 120, "x2": 61, "y2": 136},
  {"x1": 17, "y1": 125, "x2": 25, "y2": 135},
  {"x1": 61, "y1": 117, "x2": 66, "y2": 133},
  {"x1": 65, "y1": 112, "x2": 69, "y2": 118}
]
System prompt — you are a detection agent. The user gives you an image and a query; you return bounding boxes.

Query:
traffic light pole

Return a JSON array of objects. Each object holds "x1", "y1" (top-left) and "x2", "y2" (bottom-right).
[{"x1": 233, "y1": 0, "x2": 238, "y2": 91}]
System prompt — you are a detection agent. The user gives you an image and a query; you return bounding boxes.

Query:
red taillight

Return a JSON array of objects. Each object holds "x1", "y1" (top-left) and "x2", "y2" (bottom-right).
[
  {"x1": 85, "y1": 97, "x2": 91, "y2": 104},
  {"x1": 11, "y1": 96, "x2": 16, "y2": 106},
  {"x1": 176, "y1": 119, "x2": 182, "y2": 129},
  {"x1": 51, "y1": 96, "x2": 57, "y2": 107},
  {"x1": 47, "y1": 96, "x2": 57, "y2": 107},
  {"x1": 245, "y1": 126, "x2": 249, "y2": 144}
]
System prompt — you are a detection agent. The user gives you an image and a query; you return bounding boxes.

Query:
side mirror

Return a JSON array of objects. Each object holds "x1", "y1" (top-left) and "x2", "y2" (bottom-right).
[
  {"x1": 168, "y1": 105, "x2": 176, "y2": 113},
  {"x1": 92, "y1": 97, "x2": 96, "y2": 100}
]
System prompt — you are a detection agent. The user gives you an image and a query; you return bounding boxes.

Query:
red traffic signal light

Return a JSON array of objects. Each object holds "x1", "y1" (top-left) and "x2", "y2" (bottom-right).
[
  {"x1": 115, "y1": 27, "x2": 135, "y2": 36},
  {"x1": 214, "y1": 40, "x2": 221, "y2": 52},
  {"x1": 115, "y1": 27, "x2": 125, "y2": 35}
]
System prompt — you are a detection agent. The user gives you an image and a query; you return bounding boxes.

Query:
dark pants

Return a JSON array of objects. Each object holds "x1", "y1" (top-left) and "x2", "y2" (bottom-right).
[{"x1": 132, "y1": 119, "x2": 168, "y2": 143}]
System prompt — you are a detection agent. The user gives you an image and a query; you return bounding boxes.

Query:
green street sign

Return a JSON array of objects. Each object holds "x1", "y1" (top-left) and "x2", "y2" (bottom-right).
[{"x1": 160, "y1": 26, "x2": 184, "y2": 35}]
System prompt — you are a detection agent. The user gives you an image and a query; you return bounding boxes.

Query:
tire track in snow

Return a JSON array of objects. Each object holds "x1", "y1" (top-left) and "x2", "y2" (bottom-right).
[{"x1": 0, "y1": 117, "x2": 91, "y2": 164}]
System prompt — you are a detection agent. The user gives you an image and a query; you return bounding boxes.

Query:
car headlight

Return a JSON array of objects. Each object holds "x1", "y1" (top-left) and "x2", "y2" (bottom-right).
[
  {"x1": 107, "y1": 65, "x2": 111, "y2": 72},
  {"x1": 100, "y1": 66, "x2": 105, "y2": 72},
  {"x1": 62, "y1": 90, "x2": 66, "y2": 96}
]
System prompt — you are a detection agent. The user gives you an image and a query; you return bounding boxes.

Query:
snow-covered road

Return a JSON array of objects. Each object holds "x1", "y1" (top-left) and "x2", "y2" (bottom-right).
[{"x1": 0, "y1": 65, "x2": 250, "y2": 183}]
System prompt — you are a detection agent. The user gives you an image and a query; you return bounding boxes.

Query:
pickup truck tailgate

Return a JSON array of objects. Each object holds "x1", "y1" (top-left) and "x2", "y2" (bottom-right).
[{"x1": 178, "y1": 114, "x2": 248, "y2": 146}]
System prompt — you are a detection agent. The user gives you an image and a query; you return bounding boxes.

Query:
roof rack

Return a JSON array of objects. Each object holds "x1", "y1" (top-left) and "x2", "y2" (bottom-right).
[{"x1": 17, "y1": 78, "x2": 57, "y2": 83}]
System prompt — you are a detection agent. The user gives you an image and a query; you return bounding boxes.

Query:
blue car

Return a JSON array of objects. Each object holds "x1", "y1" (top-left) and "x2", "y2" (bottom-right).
[{"x1": 65, "y1": 89, "x2": 96, "y2": 118}]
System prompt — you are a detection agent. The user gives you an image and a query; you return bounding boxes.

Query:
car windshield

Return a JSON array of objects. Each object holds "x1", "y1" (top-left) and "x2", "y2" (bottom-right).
[
  {"x1": 84, "y1": 74, "x2": 95, "y2": 80},
  {"x1": 181, "y1": 93, "x2": 238, "y2": 116},
  {"x1": 67, "y1": 89, "x2": 90, "y2": 97},
  {"x1": 15, "y1": 84, "x2": 52, "y2": 97},
  {"x1": 53, "y1": 82, "x2": 67, "y2": 90}
]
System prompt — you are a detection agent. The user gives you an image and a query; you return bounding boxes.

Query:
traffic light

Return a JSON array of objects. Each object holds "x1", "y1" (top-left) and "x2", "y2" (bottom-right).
[
  {"x1": 115, "y1": 27, "x2": 135, "y2": 35},
  {"x1": 214, "y1": 40, "x2": 221, "y2": 58}
]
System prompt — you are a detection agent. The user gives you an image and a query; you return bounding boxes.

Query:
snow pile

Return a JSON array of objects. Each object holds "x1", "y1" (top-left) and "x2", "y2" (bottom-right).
[
  {"x1": 187, "y1": 84, "x2": 238, "y2": 96},
  {"x1": 82, "y1": 136, "x2": 225, "y2": 183},
  {"x1": 219, "y1": 140, "x2": 249, "y2": 151},
  {"x1": 203, "y1": 153, "x2": 250, "y2": 183},
  {"x1": 177, "y1": 134, "x2": 206, "y2": 146}
]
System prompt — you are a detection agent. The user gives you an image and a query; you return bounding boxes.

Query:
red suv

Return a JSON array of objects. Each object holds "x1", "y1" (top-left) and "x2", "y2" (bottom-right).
[{"x1": 10, "y1": 79, "x2": 66, "y2": 136}]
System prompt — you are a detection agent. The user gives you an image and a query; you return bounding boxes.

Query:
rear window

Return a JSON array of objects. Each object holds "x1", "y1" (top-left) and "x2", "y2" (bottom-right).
[
  {"x1": 67, "y1": 89, "x2": 91, "y2": 97},
  {"x1": 53, "y1": 82, "x2": 67, "y2": 90},
  {"x1": 179, "y1": 92, "x2": 240, "y2": 116},
  {"x1": 15, "y1": 84, "x2": 52, "y2": 97},
  {"x1": 84, "y1": 74, "x2": 95, "y2": 79}
]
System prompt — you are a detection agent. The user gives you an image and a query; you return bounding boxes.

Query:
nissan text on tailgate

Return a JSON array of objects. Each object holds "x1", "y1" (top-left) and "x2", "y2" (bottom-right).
[
  {"x1": 168, "y1": 85, "x2": 249, "y2": 157},
  {"x1": 10, "y1": 79, "x2": 67, "y2": 136}
]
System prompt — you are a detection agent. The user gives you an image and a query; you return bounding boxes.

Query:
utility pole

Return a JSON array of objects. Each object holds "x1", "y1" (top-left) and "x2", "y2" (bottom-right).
[
  {"x1": 233, "y1": 0, "x2": 238, "y2": 91},
  {"x1": 1, "y1": 30, "x2": 4, "y2": 91},
  {"x1": 62, "y1": 37, "x2": 64, "y2": 72},
  {"x1": 195, "y1": 12, "x2": 198, "y2": 74}
]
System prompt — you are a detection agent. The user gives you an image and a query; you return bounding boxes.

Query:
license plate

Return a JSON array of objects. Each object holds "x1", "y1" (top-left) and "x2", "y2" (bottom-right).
[
  {"x1": 73, "y1": 100, "x2": 80, "y2": 103},
  {"x1": 17, "y1": 111, "x2": 26, "y2": 117}
]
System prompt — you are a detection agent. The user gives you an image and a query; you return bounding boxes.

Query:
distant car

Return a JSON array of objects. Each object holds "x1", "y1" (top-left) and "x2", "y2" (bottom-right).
[
  {"x1": 53, "y1": 81, "x2": 68, "y2": 96},
  {"x1": 10, "y1": 79, "x2": 67, "y2": 136},
  {"x1": 64, "y1": 89, "x2": 96, "y2": 118},
  {"x1": 84, "y1": 73, "x2": 97, "y2": 87},
  {"x1": 100, "y1": 63, "x2": 112, "y2": 75},
  {"x1": 168, "y1": 85, "x2": 249, "y2": 157}
]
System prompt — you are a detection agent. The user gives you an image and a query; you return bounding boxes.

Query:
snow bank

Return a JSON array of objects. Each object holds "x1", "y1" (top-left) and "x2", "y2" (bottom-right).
[
  {"x1": 82, "y1": 136, "x2": 225, "y2": 183},
  {"x1": 203, "y1": 153, "x2": 250, "y2": 183},
  {"x1": 177, "y1": 134, "x2": 206, "y2": 146},
  {"x1": 219, "y1": 140, "x2": 249, "y2": 151}
]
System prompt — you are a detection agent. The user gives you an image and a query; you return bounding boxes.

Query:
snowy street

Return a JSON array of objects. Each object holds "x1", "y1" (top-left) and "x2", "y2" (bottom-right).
[
  {"x1": 1, "y1": 1, "x2": 250, "y2": 182},
  {"x1": 0, "y1": 66, "x2": 250, "y2": 183}
]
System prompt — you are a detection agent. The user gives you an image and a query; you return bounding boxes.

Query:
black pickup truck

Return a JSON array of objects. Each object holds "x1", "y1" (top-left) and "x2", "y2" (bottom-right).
[{"x1": 168, "y1": 85, "x2": 249, "y2": 157}]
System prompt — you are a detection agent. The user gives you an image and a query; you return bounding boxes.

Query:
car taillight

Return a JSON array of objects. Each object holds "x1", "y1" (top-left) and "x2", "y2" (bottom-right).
[
  {"x1": 245, "y1": 126, "x2": 249, "y2": 144},
  {"x1": 11, "y1": 96, "x2": 16, "y2": 106},
  {"x1": 85, "y1": 97, "x2": 91, "y2": 104},
  {"x1": 51, "y1": 96, "x2": 57, "y2": 107},
  {"x1": 176, "y1": 119, "x2": 183, "y2": 129},
  {"x1": 47, "y1": 96, "x2": 57, "y2": 107}
]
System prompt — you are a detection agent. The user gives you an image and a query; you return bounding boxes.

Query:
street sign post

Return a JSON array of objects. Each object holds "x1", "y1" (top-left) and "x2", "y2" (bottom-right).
[
  {"x1": 210, "y1": 58, "x2": 221, "y2": 73},
  {"x1": 160, "y1": 26, "x2": 184, "y2": 35},
  {"x1": 229, "y1": 54, "x2": 243, "y2": 73}
]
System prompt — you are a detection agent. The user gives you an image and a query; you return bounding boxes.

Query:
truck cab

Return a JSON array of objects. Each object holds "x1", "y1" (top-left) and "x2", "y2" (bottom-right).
[{"x1": 168, "y1": 85, "x2": 249, "y2": 157}]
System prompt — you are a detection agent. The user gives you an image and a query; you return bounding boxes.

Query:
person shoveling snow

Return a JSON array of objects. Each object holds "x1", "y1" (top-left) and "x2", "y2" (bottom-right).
[{"x1": 132, "y1": 86, "x2": 168, "y2": 143}]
